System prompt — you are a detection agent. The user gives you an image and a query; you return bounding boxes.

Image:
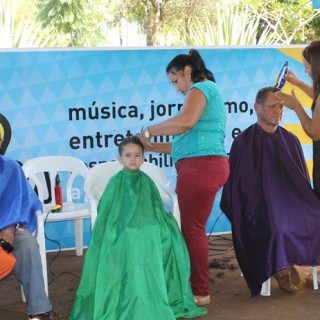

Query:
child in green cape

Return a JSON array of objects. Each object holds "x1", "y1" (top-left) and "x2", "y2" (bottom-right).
[{"x1": 70, "y1": 136, "x2": 206, "y2": 320}]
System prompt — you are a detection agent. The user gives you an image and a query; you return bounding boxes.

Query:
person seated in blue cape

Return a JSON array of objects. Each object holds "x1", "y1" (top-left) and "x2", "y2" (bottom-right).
[
  {"x1": 69, "y1": 136, "x2": 206, "y2": 320},
  {"x1": 220, "y1": 86, "x2": 320, "y2": 297},
  {"x1": 0, "y1": 127, "x2": 52, "y2": 320}
]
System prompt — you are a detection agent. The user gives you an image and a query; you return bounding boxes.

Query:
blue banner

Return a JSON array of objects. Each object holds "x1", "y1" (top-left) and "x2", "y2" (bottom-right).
[
  {"x1": 0, "y1": 47, "x2": 311, "y2": 250},
  {"x1": 313, "y1": 0, "x2": 320, "y2": 9}
]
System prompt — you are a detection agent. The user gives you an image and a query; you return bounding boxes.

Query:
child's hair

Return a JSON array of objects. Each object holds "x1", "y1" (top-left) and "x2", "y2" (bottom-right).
[{"x1": 118, "y1": 136, "x2": 144, "y2": 155}]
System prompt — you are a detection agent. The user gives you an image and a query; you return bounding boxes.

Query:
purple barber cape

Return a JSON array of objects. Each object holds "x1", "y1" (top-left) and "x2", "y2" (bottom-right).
[
  {"x1": 220, "y1": 123, "x2": 320, "y2": 296},
  {"x1": 0, "y1": 155, "x2": 41, "y2": 233}
]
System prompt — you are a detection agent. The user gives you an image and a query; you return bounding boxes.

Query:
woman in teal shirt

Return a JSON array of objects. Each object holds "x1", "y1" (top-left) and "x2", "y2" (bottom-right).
[{"x1": 138, "y1": 49, "x2": 229, "y2": 306}]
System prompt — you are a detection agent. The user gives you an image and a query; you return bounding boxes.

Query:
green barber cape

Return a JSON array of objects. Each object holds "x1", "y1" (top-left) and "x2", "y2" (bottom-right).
[{"x1": 69, "y1": 168, "x2": 206, "y2": 320}]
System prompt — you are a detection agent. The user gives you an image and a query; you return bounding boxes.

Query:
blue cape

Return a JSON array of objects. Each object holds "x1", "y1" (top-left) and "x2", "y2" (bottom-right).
[
  {"x1": 0, "y1": 155, "x2": 41, "y2": 232},
  {"x1": 220, "y1": 124, "x2": 320, "y2": 296}
]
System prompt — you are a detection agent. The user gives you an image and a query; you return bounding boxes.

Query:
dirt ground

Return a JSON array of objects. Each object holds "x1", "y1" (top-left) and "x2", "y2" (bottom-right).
[{"x1": 1, "y1": 234, "x2": 320, "y2": 320}]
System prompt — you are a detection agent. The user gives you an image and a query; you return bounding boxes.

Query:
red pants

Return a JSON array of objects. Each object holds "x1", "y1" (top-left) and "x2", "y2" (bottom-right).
[{"x1": 176, "y1": 156, "x2": 229, "y2": 296}]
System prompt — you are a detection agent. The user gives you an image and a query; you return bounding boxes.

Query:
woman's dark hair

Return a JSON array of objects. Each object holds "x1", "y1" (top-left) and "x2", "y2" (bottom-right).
[
  {"x1": 166, "y1": 49, "x2": 215, "y2": 83},
  {"x1": 303, "y1": 40, "x2": 320, "y2": 110},
  {"x1": 118, "y1": 136, "x2": 144, "y2": 155}
]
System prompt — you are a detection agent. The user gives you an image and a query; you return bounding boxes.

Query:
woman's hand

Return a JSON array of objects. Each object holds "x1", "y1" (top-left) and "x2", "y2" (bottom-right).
[
  {"x1": 284, "y1": 69, "x2": 314, "y2": 98},
  {"x1": 275, "y1": 89, "x2": 303, "y2": 111},
  {"x1": 285, "y1": 70, "x2": 300, "y2": 86},
  {"x1": 137, "y1": 130, "x2": 153, "y2": 151}
]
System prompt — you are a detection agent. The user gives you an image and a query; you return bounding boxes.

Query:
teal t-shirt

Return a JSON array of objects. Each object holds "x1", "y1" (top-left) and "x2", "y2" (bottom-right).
[{"x1": 171, "y1": 80, "x2": 227, "y2": 163}]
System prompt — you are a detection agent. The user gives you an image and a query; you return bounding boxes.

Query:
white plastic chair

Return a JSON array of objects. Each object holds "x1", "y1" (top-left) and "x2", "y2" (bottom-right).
[
  {"x1": 312, "y1": 267, "x2": 319, "y2": 289},
  {"x1": 21, "y1": 210, "x2": 48, "y2": 301},
  {"x1": 261, "y1": 266, "x2": 319, "y2": 295},
  {"x1": 84, "y1": 160, "x2": 180, "y2": 228},
  {"x1": 260, "y1": 278, "x2": 271, "y2": 296},
  {"x1": 22, "y1": 156, "x2": 96, "y2": 256},
  {"x1": 241, "y1": 267, "x2": 319, "y2": 297}
]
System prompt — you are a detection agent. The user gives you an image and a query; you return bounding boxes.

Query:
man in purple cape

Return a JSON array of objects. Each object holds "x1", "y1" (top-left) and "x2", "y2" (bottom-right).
[{"x1": 220, "y1": 87, "x2": 320, "y2": 297}]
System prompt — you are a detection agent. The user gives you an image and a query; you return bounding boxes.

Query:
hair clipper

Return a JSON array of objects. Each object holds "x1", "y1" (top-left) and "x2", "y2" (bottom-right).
[{"x1": 275, "y1": 61, "x2": 288, "y2": 89}]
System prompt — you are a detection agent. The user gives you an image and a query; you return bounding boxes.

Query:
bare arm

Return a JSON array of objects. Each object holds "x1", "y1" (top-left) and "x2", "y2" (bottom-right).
[
  {"x1": 286, "y1": 70, "x2": 313, "y2": 98},
  {"x1": 138, "y1": 87, "x2": 206, "y2": 147},
  {"x1": 148, "y1": 142, "x2": 172, "y2": 154},
  {"x1": 276, "y1": 89, "x2": 320, "y2": 141},
  {"x1": 295, "y1": 95, "x2": 320, "y2": 140}
]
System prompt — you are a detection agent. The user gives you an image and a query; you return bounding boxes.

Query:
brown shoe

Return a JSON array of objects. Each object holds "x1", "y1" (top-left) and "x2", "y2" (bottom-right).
[
  {"x1": 274, "y1": 271, "x2": 298, "y2": 293},
  {"x1": 290, "y1": 266, "x2": 301, "y2": 285}
]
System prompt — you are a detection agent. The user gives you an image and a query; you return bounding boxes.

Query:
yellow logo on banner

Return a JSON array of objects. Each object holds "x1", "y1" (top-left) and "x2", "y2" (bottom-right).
[{"x1": 0, "y1": 123, "x2": 4, "y2": 140}]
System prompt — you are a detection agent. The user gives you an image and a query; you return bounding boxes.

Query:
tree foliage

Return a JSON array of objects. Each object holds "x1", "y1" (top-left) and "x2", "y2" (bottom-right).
[
  {"x1": 242, "y1": 0, "x2": 320, "y2": 44},
  {"x1": 176, "y1": 2, "x2": 277, "y2": 46},
  {"x1": 1, "y1": 0, "x2": 320, "y2": 48},
  {"x1": 0, "y1": 0, "x2": 56, "y2": 48},
  {"x1": 37, "y1": 0, "x2": 107, "y2": 47},
  {"x1": 109, "y1": 0, "x2": 173, "y2": 46},
  {"x1": 109, "y1": 0, "x2": 320, "y2": 46}
]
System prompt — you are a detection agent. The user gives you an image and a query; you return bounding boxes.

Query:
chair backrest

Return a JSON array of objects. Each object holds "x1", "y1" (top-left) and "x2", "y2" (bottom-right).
[
  {"x1": 22, "y1": 156, "x2": 89, "y2": 211},
  {"x1": 85, "y1": 161, "x2": 176, "y2": 218},
  {"x1": 85, "y1": 161, "x2": 123, "y2": 202}
]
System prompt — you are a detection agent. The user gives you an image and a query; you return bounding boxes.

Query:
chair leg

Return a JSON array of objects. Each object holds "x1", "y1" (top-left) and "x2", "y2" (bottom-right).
[
  {"x1": 36, "y1": 211, "x2": 49, "y2": 296},
  {"x1": 260, "y1": 278, "x2": 271, "y2": 296},
  {"x1": 312, "y1": 266, "x2": 319, "y2": 290},
  {"x1": 74, "y1": 220, "x2": 83, "y2": 256},
  {"x1": 21, "y1": 286, "x2": 26, "y2": 302},
  {"x1": 240, "y1": 269, "x2": 271, "y2": 296}
]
